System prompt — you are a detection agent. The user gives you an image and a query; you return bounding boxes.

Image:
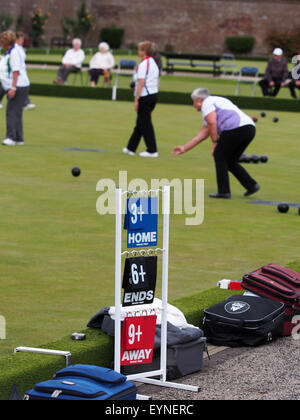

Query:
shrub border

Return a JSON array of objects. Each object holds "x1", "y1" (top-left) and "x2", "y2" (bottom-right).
[{"x1": 29, "y1": 83, "x2": 300, "y2": 112}]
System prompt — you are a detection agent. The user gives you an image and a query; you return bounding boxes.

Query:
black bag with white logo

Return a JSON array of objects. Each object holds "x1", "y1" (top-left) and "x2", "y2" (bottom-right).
[{"x1": 203, "y1": 295, "x2": 285, "y2": 347}]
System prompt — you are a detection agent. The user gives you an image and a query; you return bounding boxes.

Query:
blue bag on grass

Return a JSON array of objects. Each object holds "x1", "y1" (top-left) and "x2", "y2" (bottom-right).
[{"x1": 24, "y1": 364, "x2": 137, "y2": 400}]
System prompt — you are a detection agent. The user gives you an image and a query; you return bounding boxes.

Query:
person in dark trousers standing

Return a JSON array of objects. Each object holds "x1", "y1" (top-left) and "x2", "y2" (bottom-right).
[
  {"x1": 259, "y1": 48, "x2": 288, "y2": 97},
  {"x1": 172, "y1": 88, "x2": 260, "y2": 199},
  {"x1": 0, "y1": 30, "x2": 30, "y2": 146},
  {"x1": 123, "y1": 41, "x2": 160, "y2": 158}
]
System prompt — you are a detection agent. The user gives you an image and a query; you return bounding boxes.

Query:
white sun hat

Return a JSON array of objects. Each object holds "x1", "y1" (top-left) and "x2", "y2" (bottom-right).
[{"x1": 272, "y1": 48, "x2": 283, "y2": 56}]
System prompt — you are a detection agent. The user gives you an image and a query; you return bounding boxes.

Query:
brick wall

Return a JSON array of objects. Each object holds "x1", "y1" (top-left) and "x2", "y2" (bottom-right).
[{"x1": 1, "y1": 0, "x2": 300, "y2": 55}]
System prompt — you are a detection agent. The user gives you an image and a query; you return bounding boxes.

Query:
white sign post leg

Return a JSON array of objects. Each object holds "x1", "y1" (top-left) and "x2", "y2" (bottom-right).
[{"x1": 114, "y1": 187, "x2": 122, "y2": 373}]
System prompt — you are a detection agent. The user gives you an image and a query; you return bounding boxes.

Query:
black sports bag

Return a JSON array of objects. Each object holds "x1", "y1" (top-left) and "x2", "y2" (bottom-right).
[{"x1": 203, "y1": 295, "x2": 285, "y2": 347}]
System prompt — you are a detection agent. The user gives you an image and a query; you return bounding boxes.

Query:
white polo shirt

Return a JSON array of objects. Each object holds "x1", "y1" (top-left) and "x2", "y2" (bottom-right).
[
  {"x1": 15, "y1": 43, "x2": 26, "y2": 62},
  {"x1": 62, "y1": 48, "x2": 85, "y2": 69},
  {"x1": 89, "y1": 51, "x2": 115, "y2": 70},
  {"x1": 134, "y1": 57, "x2": 159, "y2": 97},
  {"x1": 0, "y1": 45, "x2": 30, "y2": 91},
  {"x1": 201, "y1": 96, "x2": 255, "y2": 134}
]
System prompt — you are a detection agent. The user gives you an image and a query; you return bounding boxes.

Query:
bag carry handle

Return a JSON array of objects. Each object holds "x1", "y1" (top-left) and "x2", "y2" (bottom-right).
[
  {"x1": 54, "y1": 365, "x2": 126, "y2": 385},
  {"x1": 262, "y1": 264, "x2": 300, "y2": 284}
]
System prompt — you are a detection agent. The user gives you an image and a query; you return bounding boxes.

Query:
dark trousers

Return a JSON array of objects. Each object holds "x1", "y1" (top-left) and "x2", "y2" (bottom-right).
[
  {"x1": 259, "y1": 78, "x2": 282, "y2": 97},
  {"x1": 57, "y1": 65, "x2": 80, "y2": 82},
  {"x1": 214, "y1": 125, "x2": 257, "y2": 194},
  {"x1": 288, "y1": 80, "x2": 300, "y2": 98},
  {"x1": 6, "y1": 86, "x2": 29, "y2": 143},
  {"x1": 89, "y1": 69, "x2": 104, "y2": 84},
  {"x1": 0, "y1": 85, "x2": 6, "y2": 102},
  {"x1": 127, "y1": 94, "x2": 158, "y2": 153},
  {"x1": 0, "y1": 85, "x2": 31, "y2": 106}
]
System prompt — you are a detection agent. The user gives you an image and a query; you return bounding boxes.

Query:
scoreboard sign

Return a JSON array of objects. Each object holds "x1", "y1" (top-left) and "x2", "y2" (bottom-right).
[
  {"x1": 120, "y1": 315, "x2": 157, "y2": 366},
  {"x1": 122, "y1": 256, "x2": 157, "y2": 306},
  {"x1": 124, "y1": 197, "x2": 158, "y2": 248}
]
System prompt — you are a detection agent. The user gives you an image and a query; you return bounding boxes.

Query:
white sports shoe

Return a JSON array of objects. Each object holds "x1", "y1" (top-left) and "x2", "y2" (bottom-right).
[
  {"x1": 24, "y1": 103, "x2": 36, "y2": 110},
  {"x1": 0, "y1": 104, "x2": 3, "y2": 109},
  {"x1": 2, "y1": 138, "x2": 17, "y2": 146},
  {"x1": 139, "y1": 151, "x2": 159, "y2": 158},
  {"x1": 122, "y1": 147, "x2": 136, "y2": 156}
]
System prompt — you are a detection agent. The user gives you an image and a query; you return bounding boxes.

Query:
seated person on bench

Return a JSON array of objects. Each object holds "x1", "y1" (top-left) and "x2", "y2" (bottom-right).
[
  {"x1": 259, "y1": 48, "x2": 288, "y2": 97},
  {"x1": 89, "y1": 42, "x2": 115, "y2": 87},
  {"x1": 53, "y1": 38, "x2": 85, "y2": 85}
]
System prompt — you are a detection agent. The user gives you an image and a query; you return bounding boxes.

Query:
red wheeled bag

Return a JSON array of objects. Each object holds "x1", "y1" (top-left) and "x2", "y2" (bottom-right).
[{"x1": 242, "y1": 264, "x2": 300, "y2": 336}]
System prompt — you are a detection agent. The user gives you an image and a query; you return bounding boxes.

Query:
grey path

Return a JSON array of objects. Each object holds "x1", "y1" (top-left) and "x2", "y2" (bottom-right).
[{"x1": 138, "y1": 336, "x2": 300, "y2": 400}]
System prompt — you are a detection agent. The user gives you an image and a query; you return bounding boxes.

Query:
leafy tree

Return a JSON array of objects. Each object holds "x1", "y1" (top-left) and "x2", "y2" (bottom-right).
[
  {"x1": 60, "y1": 1, "x2": 95, "y2": 45},
  {"x1": 61, "y1": 17, "x2": 77, "y2": 40},
  {"x1": 30, "y1": 8, "x2": 50, "y2": 47},
  {"x1": 76, "y1": 0, "x2": 94, "y2": 40},
  {"x1": 0, "y1": 14, "x2": 13, "y2": 32}
]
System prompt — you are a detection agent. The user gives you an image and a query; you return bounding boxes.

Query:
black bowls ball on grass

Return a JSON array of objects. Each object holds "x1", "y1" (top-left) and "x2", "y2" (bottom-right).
[
  {"x1": 277, "y1": 202, "x2": 289, "y2": 214},
  {"x1": 72, "y1": 167, "x2": 81, "y2": 177},
  {"x1": 260, "y1": 155, "x2": 269, "y2": 163},
  {"x1": 251, "y1": 154, "x2": 260, "y2": 163},
  {"x1": 239, "y1": 154, "x2": 247, "y2": 163}
]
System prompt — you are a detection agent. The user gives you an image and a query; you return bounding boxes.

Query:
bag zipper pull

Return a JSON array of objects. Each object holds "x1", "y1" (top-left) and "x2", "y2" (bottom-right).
[{"x1": 51, "y1": 390, "x2": 63, "y2": 398}]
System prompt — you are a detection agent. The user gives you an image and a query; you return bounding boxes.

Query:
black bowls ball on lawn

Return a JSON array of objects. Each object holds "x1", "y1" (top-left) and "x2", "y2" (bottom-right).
[
  {"x1": 260, "y1": 112, "x2": 266, "y2": 117},
  {"x1": 72, "y1": 167, "x2": 81, "y2": 177},
  {"x1": 239, "y1": 154, "x2": 247, "y2": 163},
  {"x1": 277, "y1": 202, "x2": 289, "y2": 213},
  {"x1": 273, "y1": 117, "x2": 279, "y2": 123},
  {"x1": 260, "y1": 155, "x2": 269, "y2": 163},
  {"x1": 251, "y1": 154, "x2": 260, "y2": 163}
]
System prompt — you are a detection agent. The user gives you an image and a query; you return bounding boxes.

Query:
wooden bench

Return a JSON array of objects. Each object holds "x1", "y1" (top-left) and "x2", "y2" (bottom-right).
[
  {"x1": 50, "y1": 37, "x2": 72, "y2": 49},
  {"x1": 162, "y1": 53, "x2": 221, "y2": 76}
]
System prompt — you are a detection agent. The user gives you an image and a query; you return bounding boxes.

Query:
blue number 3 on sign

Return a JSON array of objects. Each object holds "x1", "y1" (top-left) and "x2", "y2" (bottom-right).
[{"x1": 124, "y1": 197, "x2": 158, "y2": 248}]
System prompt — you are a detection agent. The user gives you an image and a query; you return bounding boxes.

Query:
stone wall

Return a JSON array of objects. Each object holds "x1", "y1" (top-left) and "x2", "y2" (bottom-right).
[{"x1": 1, "y1": 0, "x2": 300, "y2": 55}]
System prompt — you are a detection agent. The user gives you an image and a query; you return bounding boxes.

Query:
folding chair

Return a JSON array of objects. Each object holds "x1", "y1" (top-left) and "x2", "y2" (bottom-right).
[
  {"x1": 112, "y1": 59, "x2": 137, "y2": 100},
  {"x1": 220, "y1": 53, "x2": 238, "y2": 76},
  {"x1": 235, "y1": 66, "x2": 259, "y2": 96},
  {"x1": 72, "y1": 69, "x2": 84, "y2": 86}
]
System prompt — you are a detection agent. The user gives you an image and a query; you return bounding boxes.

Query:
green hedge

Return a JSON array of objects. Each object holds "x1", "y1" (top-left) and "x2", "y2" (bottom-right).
[
  {"x1": 29, "y1": 83, "x2": 300, "y2": 112},
  {"x1": 100, "y1": 27, "x2": 125, "y2": 49},
  {"x1": 226, "y1": 36, "x2": 256, "y2": 54},
  {"x1": 0, "y1": 287, "x2": 236, "y2": 400}
]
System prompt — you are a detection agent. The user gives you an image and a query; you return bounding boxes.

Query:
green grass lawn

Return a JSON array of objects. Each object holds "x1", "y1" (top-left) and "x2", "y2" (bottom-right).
[
  {"x1": 25, "y1": 51, "x2": 296, "y2": 99},
  {"x1": 26, "y1": 67, "x2": 296, "y2": 99},
  {"x1": 0, "y1": 96, "x2": 299, "y2": 358},
  {"x1": 24, "y1": 49, "x2": 298, "y2": 100},
  {"x1": 25, "y1": 51, "x2": 293, "y2": 74}
]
